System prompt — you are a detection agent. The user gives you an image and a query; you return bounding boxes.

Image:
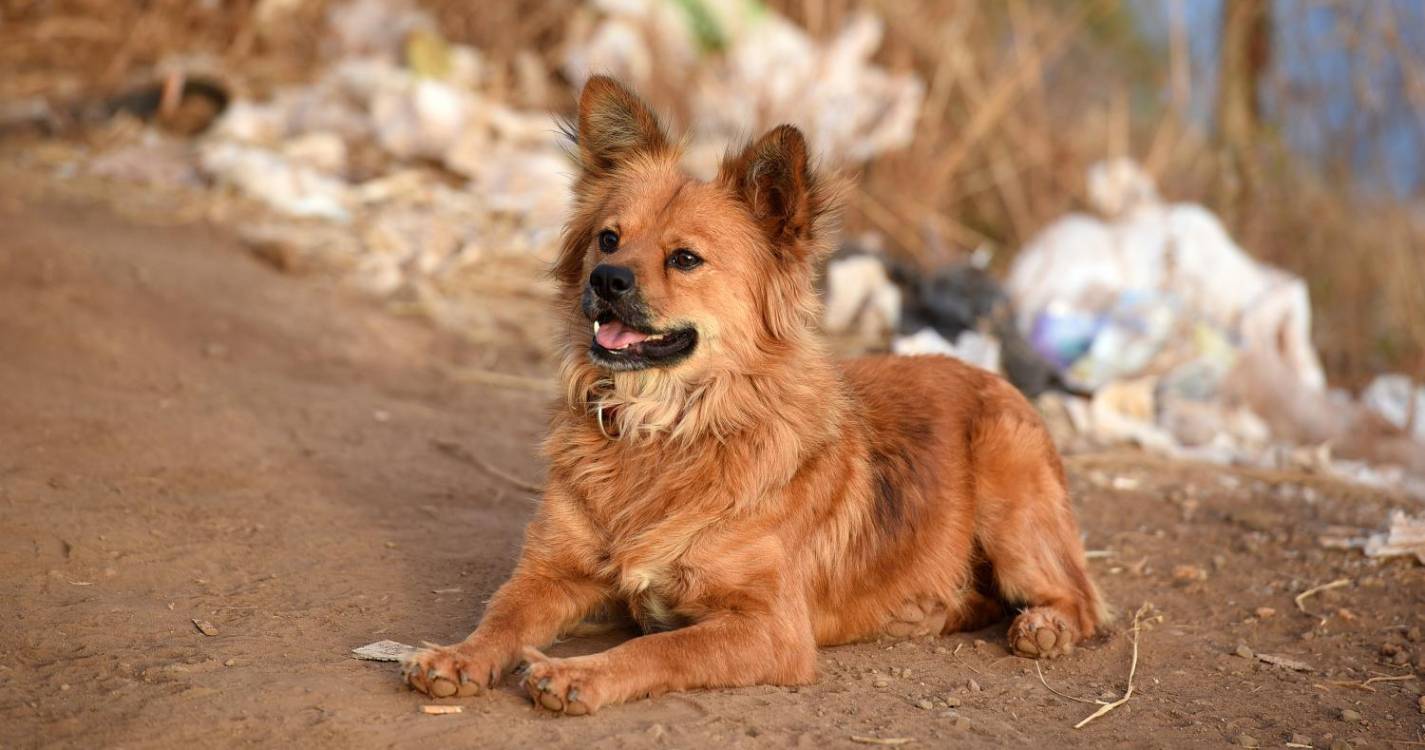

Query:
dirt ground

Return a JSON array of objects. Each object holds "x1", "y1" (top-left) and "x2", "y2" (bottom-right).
[{"x1": 2, "y1": 182, "x2": 1423, "y2": 750}]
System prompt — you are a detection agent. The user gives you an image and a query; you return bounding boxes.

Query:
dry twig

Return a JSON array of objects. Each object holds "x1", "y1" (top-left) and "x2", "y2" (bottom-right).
[
  {"x1": 1295, "y1": 578, "x2": 1350, "y2": 613},
  {"x1": 431, "y1": 438, "x2": 543, "y2": 494},
  {"x1": 449, "y1": 368, "x2": 555, "y2": 394},
  {"x1": 1074, "y1": 603, "x2": 1156, "y2": 729},
  {"x1": 1323, "y1": 673, "x2": 1419, "y2": 693},
  {"x1": 1034, "y1": 661, "x2": 1100, "y2": 705}
]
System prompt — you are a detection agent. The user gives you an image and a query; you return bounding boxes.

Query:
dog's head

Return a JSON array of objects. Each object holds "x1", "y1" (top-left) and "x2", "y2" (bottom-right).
[{"x1": 555, "y1": 76, "x2": 840, "y2": 387}]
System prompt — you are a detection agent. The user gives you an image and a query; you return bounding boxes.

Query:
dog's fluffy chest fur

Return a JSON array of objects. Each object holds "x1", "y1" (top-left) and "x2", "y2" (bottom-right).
[{"x1": 547, "y1": 413, "x2": 819, "y2": 631}]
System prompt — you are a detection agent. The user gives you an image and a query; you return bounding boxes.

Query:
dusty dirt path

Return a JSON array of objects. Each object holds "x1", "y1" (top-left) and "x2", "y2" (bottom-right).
[{"x1": 1, "y1": 187, "x2": 1422, "y2": 749}]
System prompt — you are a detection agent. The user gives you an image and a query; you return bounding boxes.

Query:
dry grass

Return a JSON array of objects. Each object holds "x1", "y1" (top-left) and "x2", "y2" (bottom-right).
[{"x1": 1, "y1": 0, "x2": 1421, "y2": 384}]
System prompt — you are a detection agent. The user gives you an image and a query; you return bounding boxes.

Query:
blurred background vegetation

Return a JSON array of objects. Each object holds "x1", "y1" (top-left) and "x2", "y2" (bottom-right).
[{"x1": 2, "y1": 0, "x2": 1421, "y2": 385}]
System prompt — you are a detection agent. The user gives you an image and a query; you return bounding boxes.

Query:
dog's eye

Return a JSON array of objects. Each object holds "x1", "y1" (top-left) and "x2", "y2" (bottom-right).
[
  {"x1": 668, "y1": 249, "x2": 703, "y2": 271},
  {"x1": 597, "y1": 230, "x2": 619, "y2": 253}
]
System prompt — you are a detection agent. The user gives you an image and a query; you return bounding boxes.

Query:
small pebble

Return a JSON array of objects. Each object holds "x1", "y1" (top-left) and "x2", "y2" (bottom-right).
[
  {"x1": 1340, "y1": 708, "x2": 1361, "y2": 723},
  {"x1": 59, "y1": 684, "x2": 70, "y2": 692},
  {"x1": 1290, "y1": 734, "x2": 1312, "y2": 746},
  {"x1": 945, "y1": 696, "x2": 962, "y2": 707},
  {"x1": 1235, "y1": 734, "x2": 1259, "y2": 748},
  {"x1": 933, "y1": 646, "x2": 948, "y2": 655},
  {"x1": 872, "y1": 678, "x2": 889, "y2": 688},
  {"x1": 916, "y1": 699, "x2": 933, "y2": 710},
  {"x1": 224, "y1": 658, "x2": 236, "y2": 667},
  {"x1": 954, "y1": 716, "x2": 972, "y2": 731},
  {"x1": 939, "y1": 710, "x2": 959, "y2": 720},
  {"x1": 967, "y1": 679, "x2": 981, "y2": 692},
  {"x1": 1172, "y1": 564, "x2": 1206, "y2": 584},
  {"x1": 1255, "y1": 607, "x2": 1276, "y2": 619},
  {"x1": 1235, "y1": 644, "x2": 1254, "y2": 659},
  {"x1": 192, "y1": 619, "x2": 219, "y2": 637},
  {"x1": 1417, "y1": 695, "x2": 1424, "y2": 714}
]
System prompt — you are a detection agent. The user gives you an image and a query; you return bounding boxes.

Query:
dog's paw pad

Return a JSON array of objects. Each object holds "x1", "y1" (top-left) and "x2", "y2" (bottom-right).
[
  {"x1": 883, "y1": 598, "x2": 948, "y2": 638},
  {"x1": 1009, "y1": 607, "x2": 1075, "y2": 659},
  {"x1": 522, "y1": 647, "x2": 603, "y2": 716},
  {"x1": 400, "y1": 644, "x2": 499, "y2": 698}
]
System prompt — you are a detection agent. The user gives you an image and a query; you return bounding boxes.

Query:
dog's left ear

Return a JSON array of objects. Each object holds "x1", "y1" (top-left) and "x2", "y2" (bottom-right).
[{"x1": 721, "y1": 124, "x2": 836, "y2": 260}]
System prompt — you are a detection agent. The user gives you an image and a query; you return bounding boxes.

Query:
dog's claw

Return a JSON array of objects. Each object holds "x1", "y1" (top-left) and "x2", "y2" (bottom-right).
[{"x1": 538, "y1": 677, "x2": 551, "y2": 691}]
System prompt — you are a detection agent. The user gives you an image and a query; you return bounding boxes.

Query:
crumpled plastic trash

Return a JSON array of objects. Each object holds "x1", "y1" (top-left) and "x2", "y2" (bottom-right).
[
  {"x1": 1008, "y1": 158, "x2": 1327, "y2": 393},
  {"x1": 326, "y1": 0, "x2": 436, "y2": 59},
  {"x1": 1321, "y1": 511, "x2": 1425, "y2": 565},
  {"x1": 1366, "y1": 511, "x2": 1425, "y2": 563},
  {"x1": 564, "y1": 1, "x2": 923, "y2": 171},
  {"x1": 997, "y1": 159, "x2": 1423, "y2": 489},
  {"x1": 898, "y1": 261, "x2": 1066, "y2": 397},
  {"x1": 200, "y1": 141, "x2": 351, "y2": 221},
  {"x1": 822, "y1": 252, "x2": 902, "y2": 341},
  {"x1": 892, "y1": 328, "x2": 1001, "y2": 374},
  {"x1": 1362, "y1": 374, "x2": 1424, "y2": 442},
  {"x1": 189, "y1": 0, "x2": 573, "y2": 297},
  {"x1": 821, "y1": 245, "x2": 1073, "y2": 397},
  {"x1": 1063, "y1": 291, "x2": 1179, "y2": 391}
]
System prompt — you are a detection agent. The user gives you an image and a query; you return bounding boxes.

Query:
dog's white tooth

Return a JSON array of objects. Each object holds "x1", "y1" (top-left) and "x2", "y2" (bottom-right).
[{"x1": 593, "y1": 320, "x2": 601, "y2": 335}]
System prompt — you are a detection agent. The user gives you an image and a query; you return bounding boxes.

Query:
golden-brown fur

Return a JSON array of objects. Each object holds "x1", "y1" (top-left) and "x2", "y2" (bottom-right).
[{"x1": 402, "y1": 76, "x2": 1105, "y2": 714}]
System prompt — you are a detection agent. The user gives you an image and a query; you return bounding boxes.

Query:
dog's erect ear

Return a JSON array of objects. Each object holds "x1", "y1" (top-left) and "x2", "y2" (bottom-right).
[
  {"x1": 721, "y1": 124, "x2": 833, "y2": 258},
  {"x1": 575, "y1": 75, "x2": 669, "y2": 176}
]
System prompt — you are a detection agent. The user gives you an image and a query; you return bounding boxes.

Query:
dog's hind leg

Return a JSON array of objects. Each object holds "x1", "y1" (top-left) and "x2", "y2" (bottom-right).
[{"x1": 968, "y1": 404, "x2": 1104, "y2": 659}]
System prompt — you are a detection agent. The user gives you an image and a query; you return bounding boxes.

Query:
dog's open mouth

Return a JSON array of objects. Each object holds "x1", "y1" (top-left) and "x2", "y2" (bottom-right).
[{"x1": 590, "y1": 311, "x2": 697, "y2": 370}]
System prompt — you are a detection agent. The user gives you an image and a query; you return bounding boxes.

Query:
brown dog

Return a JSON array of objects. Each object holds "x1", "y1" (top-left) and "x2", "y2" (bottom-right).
[{"x1": 402, "y1": 76, "x2": 1105, "y2": 714}]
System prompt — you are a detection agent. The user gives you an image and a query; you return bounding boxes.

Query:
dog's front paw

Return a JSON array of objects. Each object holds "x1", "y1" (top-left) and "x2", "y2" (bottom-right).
[
  {"x1": 401, "y1": 642, "x2": 505, "y2": 698},
  {"x1": 521, "y1": 646, "x2": 611, "y2": 716}
]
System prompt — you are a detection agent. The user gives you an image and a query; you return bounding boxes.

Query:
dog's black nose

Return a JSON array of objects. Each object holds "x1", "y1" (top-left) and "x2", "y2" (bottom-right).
[{"x1": 590, "y1": 264, "x2": 635, "y2": 301}]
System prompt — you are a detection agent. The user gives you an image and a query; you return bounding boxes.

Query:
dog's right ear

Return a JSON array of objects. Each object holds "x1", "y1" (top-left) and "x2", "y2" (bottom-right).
[{"x1": 574, "y1": 76, "x2": 670, "y2": 177}]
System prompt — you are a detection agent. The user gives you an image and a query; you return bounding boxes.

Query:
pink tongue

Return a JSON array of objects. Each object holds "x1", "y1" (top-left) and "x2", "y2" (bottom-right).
[{"x1": 596, "y1": 320, "x2": 649, "y2": 350}]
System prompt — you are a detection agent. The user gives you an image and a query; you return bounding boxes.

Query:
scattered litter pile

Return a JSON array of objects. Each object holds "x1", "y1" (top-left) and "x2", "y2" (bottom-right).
[
  {"x1": 562, "y1": 0, "x2": 924, "y2": 176},
  {"x1": 60, "y1": 0, "x2": 923, "y2": 350},
  {"x1": 197, "y1": 0, "x2": 573, "y2": 302},
  {"x1": 824, "y1": 160, "x2": 1425, "y2": 500},
  {"x1": 1321, "y1": 511, "x2": 1425, "y2": 564}
]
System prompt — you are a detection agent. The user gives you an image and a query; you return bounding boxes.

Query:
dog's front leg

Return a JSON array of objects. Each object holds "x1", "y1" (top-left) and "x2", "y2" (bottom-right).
[
  {"x1": 521, "y1": 592, "x2": 816, "y2": 715},
  {"x1": 403, "y1": 563, "x2": 607, "y2": 698},
  {"x1": 403, "y1": 500, "x2": 610, "y2": 698}
]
